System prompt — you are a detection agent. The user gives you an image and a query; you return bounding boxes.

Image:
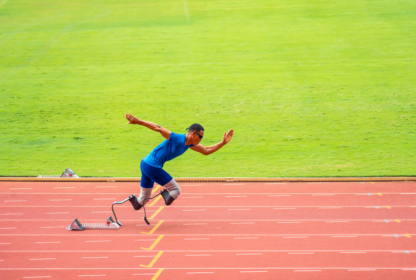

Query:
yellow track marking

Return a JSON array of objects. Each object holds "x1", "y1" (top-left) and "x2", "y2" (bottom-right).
[
  {"x1": 386, "y1": 205, "x2": 391, "y2": 209},
  {"x1": 140, "y1": 251, "x2": 163, "y2": 268},
  {"x1": 142, "y1": 220, "x2": 164, "y2": 234},
  {"x1": 152, "y1": 186, "x2": 161, "y2": 193},
  {"x1": 396, "y1": 219, "x2": 401, "y2": 223},
  {"x1": 149, "y1": 195, "x2": 163, "y2": 206},
  {"x1": 142, "y1": 235, "x2": 164, "y2": 250},
  {"x1": 152, "y1": 269, "x2": 164, "y2": 280},
  {"x1": 406, "y1": 234, "x2": 411, "y2": 238},
  {"x1": 378, "y1": 193, "x2": 382, "y2": 196},
  {"x1": 149, "y1": 207, "x2": 164, "y2": 219}
]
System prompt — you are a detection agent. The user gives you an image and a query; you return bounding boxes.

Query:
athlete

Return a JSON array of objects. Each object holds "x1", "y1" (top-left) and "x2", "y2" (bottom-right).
[{"x1": 125, "y1": 113, "x2": 234, "y2": 209}]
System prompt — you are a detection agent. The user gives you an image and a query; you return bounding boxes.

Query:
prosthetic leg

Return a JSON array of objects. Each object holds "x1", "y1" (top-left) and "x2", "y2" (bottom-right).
[{"x1": 161, "y1": 179, "x2": 181, "y2": 206}]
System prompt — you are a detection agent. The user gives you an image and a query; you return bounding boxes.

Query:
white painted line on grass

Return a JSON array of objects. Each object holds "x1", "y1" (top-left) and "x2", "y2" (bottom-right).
[
  {"x1": 4, "y1": 200, "x2": 27, "y2": 202},
  {"x1": 49, "y1": 199, "x2": 72, "y2": 201},
  {"x1": 85, "y1": 240, "x2": 111, "y2": 243},
  {"x1": 36, "y1": 241, "x2": 61, "y2": 244},
  {"x1": 82, "y1": 257, "x2": 108, "y2": 259},
  {"x1": 185, "y1": 238, "x2": 210, "y2": 240},
  {"x1": 30, "y1": 258, "x2": 56, "y2": 261}
]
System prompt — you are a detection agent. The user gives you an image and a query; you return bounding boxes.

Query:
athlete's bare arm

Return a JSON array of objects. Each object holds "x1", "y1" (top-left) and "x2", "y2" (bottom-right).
[
  {"x1": 125, "y1": 113, "x2": 171, "y2": 140},
  {"x1": 190, "y1": 129, "x2": 234, "y2": 155}
]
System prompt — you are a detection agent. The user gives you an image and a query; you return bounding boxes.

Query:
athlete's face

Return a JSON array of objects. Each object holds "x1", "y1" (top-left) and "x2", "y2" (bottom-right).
[{"x1": 192, "y1": 130, "x2": 204, "y2": 145}]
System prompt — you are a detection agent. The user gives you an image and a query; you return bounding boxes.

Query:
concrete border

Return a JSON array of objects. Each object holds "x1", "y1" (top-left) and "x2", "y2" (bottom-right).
[{"x1": 0, "y1": 177, "x2": 415, "y2": 182}]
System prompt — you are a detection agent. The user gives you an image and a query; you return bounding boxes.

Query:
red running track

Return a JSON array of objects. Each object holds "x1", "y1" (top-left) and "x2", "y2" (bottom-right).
[{"x1": 1, "y1": 181, "x2": 416, "y2": 279}]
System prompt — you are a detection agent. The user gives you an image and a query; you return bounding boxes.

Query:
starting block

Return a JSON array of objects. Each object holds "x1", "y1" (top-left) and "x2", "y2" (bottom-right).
[{"x1": 67, "y1": 216, "x2": 120, "y2": 231}]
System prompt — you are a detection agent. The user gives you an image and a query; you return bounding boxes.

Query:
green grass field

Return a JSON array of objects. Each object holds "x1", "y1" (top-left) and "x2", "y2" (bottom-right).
[{"x1": 0, "y1": 0, "x2": 415, "y2": 177}]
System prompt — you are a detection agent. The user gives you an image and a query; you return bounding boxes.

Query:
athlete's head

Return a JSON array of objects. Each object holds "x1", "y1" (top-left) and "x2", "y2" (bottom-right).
[{"x1": 186, "y1": 123, "x2": 204, "y2": 145}]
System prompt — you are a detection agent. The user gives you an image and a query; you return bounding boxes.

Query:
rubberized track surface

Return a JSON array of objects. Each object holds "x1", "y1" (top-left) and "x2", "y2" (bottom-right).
[{"x1": 1, "y1": 181, "x2": 416, "y2": 279}]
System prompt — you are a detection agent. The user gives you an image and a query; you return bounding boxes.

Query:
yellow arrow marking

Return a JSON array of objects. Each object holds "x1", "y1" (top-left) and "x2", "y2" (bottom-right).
[
  {"x1": 406, "y1": 234, "x2": 411, "y2": 238},
  {"x1": 386, "y1": 205, "x2": 391, "y2": 209},
  {"x1": 142, "y1": 220, "x2": 164, "y2": 234},
  {"x1": 396, "y1": 219, "x2": 401, "y2": 223},
  {"x1": 142, "y1": 235, "x2": 164, "y2": 250},
  {"x1": 149, "y1": 195, "x2": 163, "y2": 206},
  {"x1": 152, "y1": 269, "x2": 164, "y2": 280},
  {"x1": 140, "y1": 251, "x2": 163, "y2": 268}
]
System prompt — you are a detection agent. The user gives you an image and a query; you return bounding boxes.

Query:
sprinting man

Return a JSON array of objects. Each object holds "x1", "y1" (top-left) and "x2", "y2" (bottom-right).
[{"x1": 125, "y1": 113, "x2": 234, "y2": 208}]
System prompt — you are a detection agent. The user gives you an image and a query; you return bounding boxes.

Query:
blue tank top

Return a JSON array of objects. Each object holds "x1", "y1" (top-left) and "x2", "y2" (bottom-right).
[{"x1": 143, "y1": 132, "x2": 193, "y2": 168}]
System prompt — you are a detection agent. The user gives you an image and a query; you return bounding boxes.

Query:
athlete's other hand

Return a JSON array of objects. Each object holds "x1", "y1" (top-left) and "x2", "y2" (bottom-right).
[
  {"x1": 223, "y1": 129, "x2": 234, "y2": 144},
  {"x1": 125, "y1": 113, "x2": 141, "y2": 125}
]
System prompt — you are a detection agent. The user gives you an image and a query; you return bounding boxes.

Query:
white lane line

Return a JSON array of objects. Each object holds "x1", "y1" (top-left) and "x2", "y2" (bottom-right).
[
  {"x1": 269, "y1": 195, "x2": 291, "y2": 197},
  {"x1": 133, "y1": 256, "x2": 157, "y2": 258},
  {"x1": 332, "y1": 236, "x2": 357, "y2": 238},
  {"x1": 46, "y1": 212, "x2": 69, "y2": 214},
  {"x1": 234, "y1": 237, "x2": 258, "y2": 239},
  {"x1": 288, "y1": 253, "x2": 314, "y2": 255},
  {"x1": 225, "y1": 196, "x2": 247, "y2": 198},
  {"x1": 53, "y1": 187, "x2": 75, "y2": 189},
  {"x1": 186, "y1": 272, "x2": 214, "y2": 274},
  {"x1": 85, "y1": 240, "x2": 111, "y2": 243},
  {"x1": 0, "y1": 213, "x2": 23, "y2": 215},
  {"x1": 228, "y1": 209, "x2": 250, "y2": 211},
  {"x1": 340, "y1": 252, "x2": 366, "y2": 254},
  {"x1": 78, "y1": 275, "x2": 106, "y2": 277},
  {"x1": 294, "y1": 270, "x2": 321, "y2": 272},
  {"x1": 274, "y1": 208, "x2": 296, "y2": 210},
  {"x1": 184, "y1": 223, "x2": 207, "y2": 225},
  {"x1": 318, "y1": 207, "x2": 342, "y2": 209},
  {"x1": 0, "y1": 243, "x2": 11, "y2": 244},
  {"x1": 4, "y1": 200, "x2": 27, "y2": 202},
  {"x1": 222, "y1": 184, "x2": 245, "y2": 185},
  {"x1": 348, "y1": 269, "x2": 375, "y2": 271},
  {"x1": 185, "y1": 254, "x2": 211, "y2": 256},
  {"x1": 82, "y1": 257, "x2": 108, "y2": 259},
  {"x1": 30, "y1": 258, "x2": 56, "y2": 260},
  {"x1": 35, "y1": 241, "x2": 61, "y2": 244},
  {"x1": 312, "y1": 194, "x2": 334, "y2": 196},
  {"x1": 278, "y1": 222, "x2": 301, "y2": 224},
  {"x1": 240, "y1": 271, "x2": 268, "y2": 273},
  {"x1": 237, "y1": 253, "x2": 263, "y2": 256},
  {"x1": 283, "y1": 236, "x2": 307, "y2": 238},
  {"x1": 49, "y1": 199, "x2": 72, "y2": 201},
  {"x1": 91, "y1": 211, "x2": 112, "y2": 213},
  {"x1": 10, "y1": 188, "x2": 32, "y2": 190},
  {"x1": 0, "y1": 227, "x2": 16, "y2": 229},
  {"x1": 23, "y1": 277, "x2": 51, "y2": 279},
  {"x1": 93, "y1": 198, "x2": 116, "y2": 200},
  {"x1": 231, "y1": 222, "x2": 254, "y2": 224},
  {"x1": 185, "y1": 238, "x2": 210, "y2": 240},
  {"x1": 96, "y1": 186, "x2": 117, "y2": 188},
  {"x1": 132, "y1": 273, "x2": 156, "y2": 275},
  {"x1": 135, "y1": 239, "x2": 157, "y2": 241},
  {"x1": 41, "y1": 226, "x2": 65, "y2": 229},
  {"x1": 181, "y1": 197, "x2": 203, "y2": 198},
  {"x1": 265, "y1": 183, "x2": 287, "y2": 184},
  {"x1": 325, "y1": 221, "x2": 349, "y2": 223},
  {"x1": 183, "y1": 209, "x2": 205, "y2": 211}
]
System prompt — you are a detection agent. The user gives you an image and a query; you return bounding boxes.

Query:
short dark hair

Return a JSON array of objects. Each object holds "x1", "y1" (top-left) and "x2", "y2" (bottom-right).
[{"x1": 186, "y1": 123, "x2": 204, "y2": 133}]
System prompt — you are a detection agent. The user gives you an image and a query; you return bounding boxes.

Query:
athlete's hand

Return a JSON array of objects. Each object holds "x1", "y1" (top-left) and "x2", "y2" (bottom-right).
[
  {"x1": 125, "y1": 113, "x2": 141, "y2": 125},
  {"x1": 223, "y1": 129, "x2": 234, "y2": 144}
]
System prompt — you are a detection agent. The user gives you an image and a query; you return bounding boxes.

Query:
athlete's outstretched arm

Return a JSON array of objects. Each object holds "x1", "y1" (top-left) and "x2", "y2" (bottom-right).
[
  {"x1": 125, "y1": 113, "x2": 171, "y2": 140},
  {"x1": 190, "y1": 129, "x2": 234, "y2": 155}
]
